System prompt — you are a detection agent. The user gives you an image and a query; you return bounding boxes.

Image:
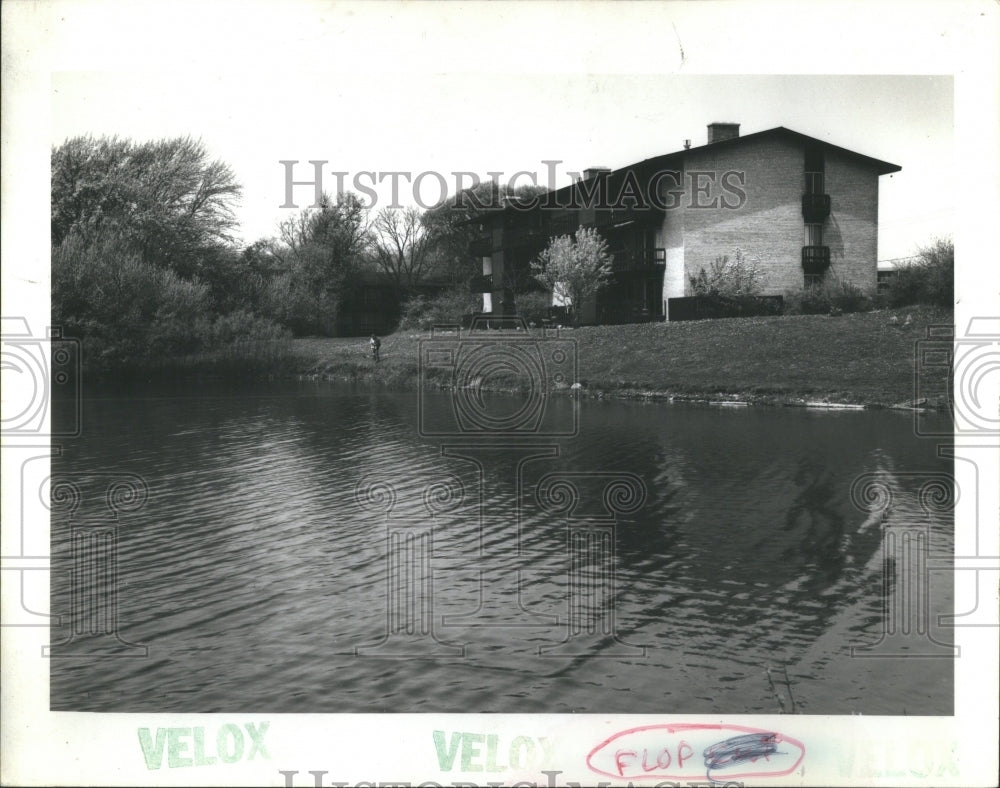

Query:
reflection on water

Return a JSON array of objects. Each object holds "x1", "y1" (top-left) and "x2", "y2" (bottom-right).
[{"x1": 50, "y1": 382, "x2": 953, "y2": 713}]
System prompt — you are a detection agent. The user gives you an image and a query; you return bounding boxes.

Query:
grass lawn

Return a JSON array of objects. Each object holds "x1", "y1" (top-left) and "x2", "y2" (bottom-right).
[{"x1": 290, "y1": 305, "x2": 953, "y2": 408}]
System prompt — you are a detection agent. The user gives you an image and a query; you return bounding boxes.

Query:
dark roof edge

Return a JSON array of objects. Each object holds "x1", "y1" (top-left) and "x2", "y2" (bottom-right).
[
  {"x1": 672, "y1": 126, "x2": 903, "y2": 175},
  {"x1": 477, "y1": 125, "x2": 902, "y2": 216}
]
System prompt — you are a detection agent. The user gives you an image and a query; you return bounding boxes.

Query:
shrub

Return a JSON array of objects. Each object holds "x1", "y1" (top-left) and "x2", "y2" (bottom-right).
[
  {"x1": 792, "y1": 284, "x2": 832, "y2": 315},
  {"x1": 53, "y1": 231, "x2": 218, "y2": 364},
  {"x1": 398, "y1": 288, "x2": 479, "y2": 331},
  {"x1": 831, "y1": 279, "x2": 871, "y2": 313},
  {"x1": 786, "y1": 277, "x2": 873, "y2": 316},
  {"x1": 884, "y1": 238, "x2": 953, "y2": 307},
  {"x1": 148, "y1": 270, "x2": 216, "y2": 356},
  {"x1": 210, "y1": 308, "x2": 291, "y2": 345},
  {"x1": 513, "y1": 290, "x2": 552, "y2": 326},
  {"x1": 689, "y1": 248, "x2": 763, "y2": 297},
  {"x1": 667, "y1": 294, "x2": 784, "y2": 321},
  {"x1": 205, "y1": 309, "x2": 292, "y2": 369}
]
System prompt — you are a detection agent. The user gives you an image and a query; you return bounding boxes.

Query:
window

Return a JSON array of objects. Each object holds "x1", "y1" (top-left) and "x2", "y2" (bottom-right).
[
  {"x1": 804, "y1": 224, "x2": 823, "y2": 246},
  {"x1": 805, "y1": 171, "x2": 825, "y2": 194},
  {"x1": 805, "y1": 146, "x2": 825, "y2": 194}
]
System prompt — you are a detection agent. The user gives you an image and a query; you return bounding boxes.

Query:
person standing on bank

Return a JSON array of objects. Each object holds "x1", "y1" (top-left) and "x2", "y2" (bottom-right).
[{"x1": 370, "y1": 333, "x2": 381, "y2": 363}]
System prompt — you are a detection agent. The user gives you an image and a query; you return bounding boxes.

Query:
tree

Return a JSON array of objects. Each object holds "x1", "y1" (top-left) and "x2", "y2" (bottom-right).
[
  {"x1": 52, "y1": 227, "x2": 213, "y2": 364},
  {"x1": 369, "y1": 206, "x2": 433, "y2": 294},
  {"x1": 421, "y1": 180, "x2": 503, "y2": 287},
  {"x1": 885, "y1": 236, "x2": 953, "y2": 307},
  {"x1": 275, "y1": 191, "x2": 369, "y2": 334},
  {"x1": 50, "y1": 135, "x2": 297, "y2": 368},
  {"x1": 51, "y1": 135, "x2": 242, "y2": 281},
  {"x1": 422, "y1": 181, "x2": 552, "y2": 287},
  {"x1": 531, "y1": 227, "x2": 613, "y2": 325}
]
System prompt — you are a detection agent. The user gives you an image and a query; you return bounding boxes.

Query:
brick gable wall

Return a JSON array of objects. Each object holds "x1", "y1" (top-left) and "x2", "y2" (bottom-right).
[
  {"x1": 656, "y1": 134, "x2": 881, "y2": 303},
  {"x1": 824, "y1": 148, "x2": 879, "y2": 292}
]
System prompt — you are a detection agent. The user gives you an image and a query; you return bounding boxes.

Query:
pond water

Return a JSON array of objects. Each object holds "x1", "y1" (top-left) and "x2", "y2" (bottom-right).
[{"x1": 50, "y1": 382, "x2": 954, "y2": 714}]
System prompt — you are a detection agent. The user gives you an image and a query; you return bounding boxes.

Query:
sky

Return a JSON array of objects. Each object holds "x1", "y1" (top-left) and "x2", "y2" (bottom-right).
[{"x1": 50, "y1": 72, "x2": 953, "y2": 262}]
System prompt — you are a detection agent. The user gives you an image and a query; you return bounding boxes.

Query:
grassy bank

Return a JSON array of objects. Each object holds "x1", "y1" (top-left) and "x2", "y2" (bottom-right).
[
  {"x1": 80, "y1": 338, "x2": 302, "y2": 385},
  {"x1": 291, "y1": 305, "x2": 953, "y2": 409}
]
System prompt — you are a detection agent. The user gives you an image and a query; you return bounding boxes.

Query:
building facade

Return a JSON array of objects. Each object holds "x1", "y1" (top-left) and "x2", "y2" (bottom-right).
[{"x1": 470, "y1": 124, "x2": 900, "y2": 322}]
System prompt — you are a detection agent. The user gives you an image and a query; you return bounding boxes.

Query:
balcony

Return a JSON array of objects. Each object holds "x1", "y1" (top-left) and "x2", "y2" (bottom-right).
[
  {"x1": 503, "y1": 225, "x2": 546, "y2": 247},
  {"x1": 593, "y1": 206, "x2": 661, "y2": 229},
  {"x1": 611, "y1": 248, "x2": 666, "y2": 273},
  {"x1": 801, "y1": 245, "x2": 831, "y2": 274},
  {"x1": 801, "y1": 193, "x2": 831, "y2": 222},
  {"x1": 503, "y1": 214, "x2": 582, "y2": 248},
  {"x1": 469, "y1": 274, "x2": 494, "y2": 293},
  {"x1": 548, "y1": 215, "x2": 579, "y2": 236}
]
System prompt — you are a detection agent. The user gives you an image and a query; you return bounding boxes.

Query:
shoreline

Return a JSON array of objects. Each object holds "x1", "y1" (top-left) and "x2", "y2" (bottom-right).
[
  {"x1": 78, "y1": 306, "x2": 952, "y2": 413},
  {"x1": 294, "y1": 368, "x2": 943, "y2": 413},
  {"x1": 289, "y1": 305, "x2": 951, "y2": 412}
]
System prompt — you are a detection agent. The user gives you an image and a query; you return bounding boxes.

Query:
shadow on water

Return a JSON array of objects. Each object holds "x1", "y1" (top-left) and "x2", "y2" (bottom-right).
[{"x1": 49, "y1": 381, "x2": 953, "y2": 714}]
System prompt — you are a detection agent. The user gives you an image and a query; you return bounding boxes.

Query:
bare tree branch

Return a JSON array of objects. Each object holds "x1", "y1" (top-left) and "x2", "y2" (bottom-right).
[{"x1": 369, "y1": 207, "x2": 433, "y2": 293}]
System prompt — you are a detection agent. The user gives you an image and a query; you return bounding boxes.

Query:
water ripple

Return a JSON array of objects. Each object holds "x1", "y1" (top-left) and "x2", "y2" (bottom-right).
[{"x1": 50, "y1": 383, "x2": 954, "y2": 714}]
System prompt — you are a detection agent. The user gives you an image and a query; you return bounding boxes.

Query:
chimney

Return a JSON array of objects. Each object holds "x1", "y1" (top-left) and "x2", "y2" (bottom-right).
[
  {"x1": 684, "y1": 139, "x2": 691, "y2": 149},
  {"x1": 583, "y1": 166, "x2": 611, "y2": 180},
  {"x1": 707, "y1": 122, "x2": 740, "y2": 144}
]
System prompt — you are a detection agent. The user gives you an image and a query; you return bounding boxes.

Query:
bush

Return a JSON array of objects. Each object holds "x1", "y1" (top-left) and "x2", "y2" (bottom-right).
[
  {"x1": 52, "y1": 230, "x2": 297, "y2": 371},
  {"x1": 210, "y1": 308, "x2": 291, "y2": 345},
  {"x1": 148, "y1": 270, "x2": 215, "y2": 356},
  {"x1": 205, "y1": 310, "x2": 292, "y2": 369},
  {"x1": 795, "y1": 284, "x2": 832, "y2": 315},
  {"x1": 668, "y1": 295, "x2": 784, "y2": 321},
  {"x1": 831, "y1": 279, "x2": 871, "y2": 313},
  {"x1": 786, "y1": 277, "x2": 873, "y2": 316},
  {"x1": 398, "y1": 288, "x2": 479, "y2": 331},
  {"x1": 53, "y1": 232, "x2": 216, "y2": 364},
  {"x1": 689, "y1": 247, "x2": 763, "y2": 297},
  {"x1": 513, "y1": 290, "x2": 552, "y2": 326},
  {"x1": 884, "y1": 238, "x2": 953, "y2": 307}
]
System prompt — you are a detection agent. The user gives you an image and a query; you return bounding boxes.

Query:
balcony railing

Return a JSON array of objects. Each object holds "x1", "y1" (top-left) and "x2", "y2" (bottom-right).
[
  {"x1": 472, "y1": 213, "x2": 584, "y2": 254},
  {"x1": 593, "y1": 206, "x2": 661, "y2": 228},
  {"x1": 502, "y1": 225, "x2": 546, "y2": 247},
  {"x1": 502, "y1": 215, "x2": 581, "y2": 247},
  {"x1": 801, "y1": 245, "x2": 831, "y2": 274},
  {"x1": 611, "y1": 248, "x2": 667, "y2": 272},
  {"x1": 547, "y1": 215, "x2": 580, "y2": 236},
  {"x1": 469, "y1": 274, "x2": 494, "y2": 293},
  {"x1": 801, "y1": 193, "x2": 831, "y2": 222}
]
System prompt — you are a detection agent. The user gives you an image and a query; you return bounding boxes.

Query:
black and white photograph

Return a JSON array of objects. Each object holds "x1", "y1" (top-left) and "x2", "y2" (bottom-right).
[{"x1": 2, "y1": 2, "x2": 998, "y2": 786}]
